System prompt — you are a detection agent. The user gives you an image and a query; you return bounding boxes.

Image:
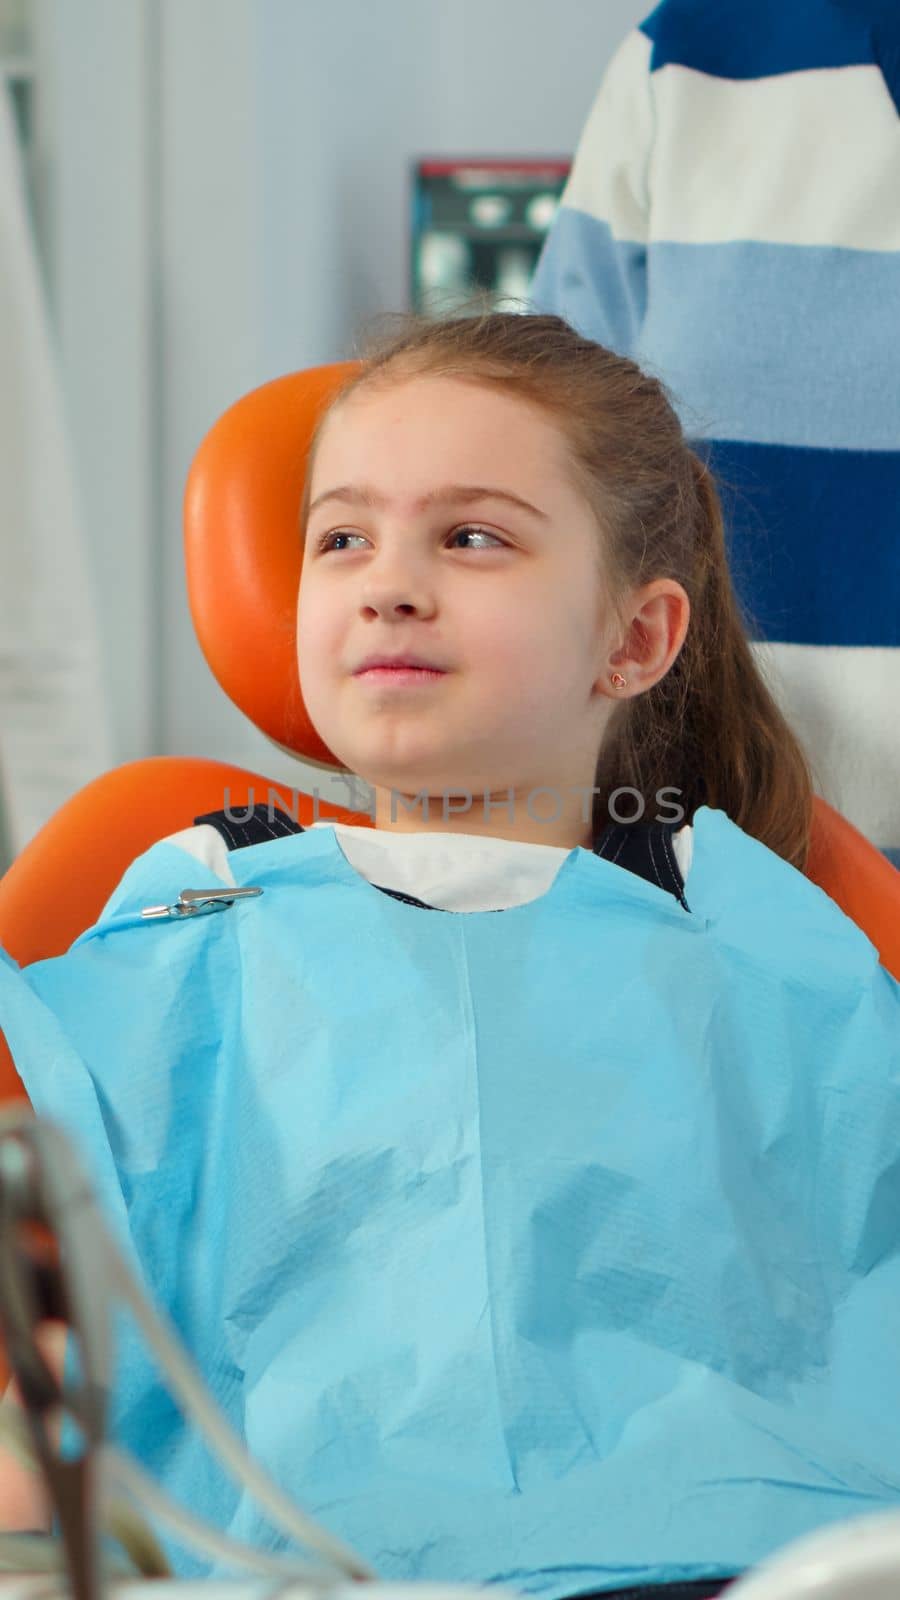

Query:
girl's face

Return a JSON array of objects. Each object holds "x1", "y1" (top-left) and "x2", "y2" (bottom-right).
[{"x1": 297, "y1": 374, "x2": 620, "y2": 845}]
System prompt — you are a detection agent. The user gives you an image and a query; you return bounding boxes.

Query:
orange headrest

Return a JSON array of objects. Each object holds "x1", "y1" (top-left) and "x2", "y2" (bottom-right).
[{"x1": 184, "y1": 362, "x2": 361, "y2": 766}]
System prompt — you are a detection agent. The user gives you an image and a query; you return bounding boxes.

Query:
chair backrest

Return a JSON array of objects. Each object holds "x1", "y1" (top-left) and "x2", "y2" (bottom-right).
[
  {"x1": 1, "y1": 366, "x2": 897, "y2": 1416},
  {"x1": 1, "y1": 363, "x2": 898, "y2": 1096},
  {"x1": 183, "y1": 360, "x2": 361, "y2": 764},
  {"x1": 804, "y1": 796, "x2": 900, "y2": 979}
]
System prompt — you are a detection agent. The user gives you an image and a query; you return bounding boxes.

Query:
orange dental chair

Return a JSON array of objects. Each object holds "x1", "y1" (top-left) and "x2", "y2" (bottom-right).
[{"x1": 1, "y1": 358, "x2": 898, "y2": 1108}]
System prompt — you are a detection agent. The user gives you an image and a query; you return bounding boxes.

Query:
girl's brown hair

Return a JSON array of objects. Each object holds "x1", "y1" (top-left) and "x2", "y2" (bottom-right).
[{"x1": 299, "y1": 303, "x2": 815, "y2": 871}]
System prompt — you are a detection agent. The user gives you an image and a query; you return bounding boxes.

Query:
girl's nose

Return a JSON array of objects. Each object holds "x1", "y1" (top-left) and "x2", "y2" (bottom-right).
[{"x1": 359, "y1": 575, "x2": 437, "y2": 620}]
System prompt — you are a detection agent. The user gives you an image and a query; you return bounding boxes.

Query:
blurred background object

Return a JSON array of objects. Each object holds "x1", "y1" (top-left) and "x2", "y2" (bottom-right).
[
  {"x1": 0, "y1": 0, "x2": 113, "y2": 874},
  {"x1": 410, "y1": 158, "x2": 568, "y2": 316}
]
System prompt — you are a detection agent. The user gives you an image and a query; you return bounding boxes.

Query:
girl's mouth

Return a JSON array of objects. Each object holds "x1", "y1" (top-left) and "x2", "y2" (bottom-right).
[{"x1": 355, "y1": 667, "x2": 447, "y2": 686}]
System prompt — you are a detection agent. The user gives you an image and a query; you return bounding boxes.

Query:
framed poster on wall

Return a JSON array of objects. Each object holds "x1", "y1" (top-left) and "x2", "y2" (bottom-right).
[{"x1": 410, "y1": 157, "x2": 570, "y2": 316}]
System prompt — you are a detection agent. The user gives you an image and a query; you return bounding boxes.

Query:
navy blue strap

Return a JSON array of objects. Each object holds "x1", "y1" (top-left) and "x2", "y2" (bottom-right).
[
  {"x1": 193, "y1": 804, "x2": 304, "y2": 849},
  {"x1": 193, "y1": 806, "x2": 690, "y2": 912},
  {"x1": 578, "y1": 1582, "x2": 737, "y2": 1599},
  {"x1": 594, "y1": 820, "x2": 691, "y2": 913}
]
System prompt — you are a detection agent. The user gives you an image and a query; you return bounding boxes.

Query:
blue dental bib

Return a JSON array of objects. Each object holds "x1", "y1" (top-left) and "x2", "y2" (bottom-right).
[{"x1": 0, "y1": 806, "x2": 899, "y2": 1597}]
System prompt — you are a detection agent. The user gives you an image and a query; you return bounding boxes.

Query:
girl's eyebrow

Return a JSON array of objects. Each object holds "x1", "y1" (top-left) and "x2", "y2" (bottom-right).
[{"x1": 308, "y1": 483, "x2": 550, "y2": 522}]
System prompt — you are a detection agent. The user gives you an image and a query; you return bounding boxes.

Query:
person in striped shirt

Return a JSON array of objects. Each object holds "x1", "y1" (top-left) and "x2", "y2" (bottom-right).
[{"x1": 530, "y1": 0, "x2": 900, "y2": 866}]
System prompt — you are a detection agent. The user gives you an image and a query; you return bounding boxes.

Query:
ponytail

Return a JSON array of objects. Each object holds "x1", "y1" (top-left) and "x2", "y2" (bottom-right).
[{"x1": 595, "y1": 452, "x2": 815, "y2": 870}]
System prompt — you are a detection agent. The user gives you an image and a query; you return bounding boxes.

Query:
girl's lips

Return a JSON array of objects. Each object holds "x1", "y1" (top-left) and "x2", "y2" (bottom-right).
[{"x1": 355, "y1": 666, "x2": 447, "y2": 685}]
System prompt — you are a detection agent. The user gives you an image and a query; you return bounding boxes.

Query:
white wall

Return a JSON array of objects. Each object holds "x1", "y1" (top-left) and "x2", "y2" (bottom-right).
[
  {"x1": 33, "y1": 0, "x2": 155, "y2": 763},
  {"x1": 39, "y1": 0, "x2": 649, "y2": 814}
]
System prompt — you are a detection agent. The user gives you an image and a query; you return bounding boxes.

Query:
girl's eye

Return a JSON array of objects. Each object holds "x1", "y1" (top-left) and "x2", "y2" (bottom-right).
[
  {"x1": 313, "y1": 525, "x2": 505, "y2": 555},
  {"x1": 450, "y1": 526, "x2": 504, "y2": 550},
  {"x1": 313, "y1": 531, "x2": 365, "y2": 554}
]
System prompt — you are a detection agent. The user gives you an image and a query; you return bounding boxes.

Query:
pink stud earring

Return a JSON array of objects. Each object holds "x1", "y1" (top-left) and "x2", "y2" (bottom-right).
[{"x1": 610, "y1": 672, "x2": 628, "y2": 689}]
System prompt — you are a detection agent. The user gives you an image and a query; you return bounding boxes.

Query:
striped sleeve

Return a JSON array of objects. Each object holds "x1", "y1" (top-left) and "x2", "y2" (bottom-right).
[{"x1": 528, "y1": 28, "x2": 655, "y2": 356}]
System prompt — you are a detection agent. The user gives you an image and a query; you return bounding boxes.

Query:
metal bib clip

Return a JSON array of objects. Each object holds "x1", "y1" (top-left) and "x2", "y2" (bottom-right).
[{"x1": 140, "y1": 886, "x2": 263, "y2": 921}]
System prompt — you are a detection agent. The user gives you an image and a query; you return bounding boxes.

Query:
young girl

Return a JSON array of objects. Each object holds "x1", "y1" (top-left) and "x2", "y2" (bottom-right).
[{"x1": 0, "y1": 310, "x2": 899, "y2": 1600}]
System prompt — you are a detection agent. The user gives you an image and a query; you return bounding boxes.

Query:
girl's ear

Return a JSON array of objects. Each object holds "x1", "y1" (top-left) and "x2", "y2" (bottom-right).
[{"x1": 606, "y1": 580, "x2": 690, "y2": 696}]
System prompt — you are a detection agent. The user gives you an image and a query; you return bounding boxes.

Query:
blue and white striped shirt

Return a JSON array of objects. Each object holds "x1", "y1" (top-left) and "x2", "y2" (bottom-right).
[{"x1": 530, "y1": 0, "x2": 900, "y2": 864}]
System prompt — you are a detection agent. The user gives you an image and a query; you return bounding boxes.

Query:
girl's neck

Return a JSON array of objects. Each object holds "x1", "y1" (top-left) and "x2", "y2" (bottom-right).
[{"x1": 369, "y1": 787, "x2": 596, "y2": 850}]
